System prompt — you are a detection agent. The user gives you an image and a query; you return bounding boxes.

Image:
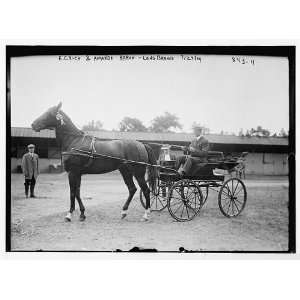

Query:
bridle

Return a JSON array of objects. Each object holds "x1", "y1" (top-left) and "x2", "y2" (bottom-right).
[{"x1": 56, "y1": 111, "x2": 65, "y2": 125}]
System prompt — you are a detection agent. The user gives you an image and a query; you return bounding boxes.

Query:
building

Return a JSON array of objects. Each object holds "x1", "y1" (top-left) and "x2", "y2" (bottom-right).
[{"x1": 10, "y1": 127, "x2": 289, "y2": 175}]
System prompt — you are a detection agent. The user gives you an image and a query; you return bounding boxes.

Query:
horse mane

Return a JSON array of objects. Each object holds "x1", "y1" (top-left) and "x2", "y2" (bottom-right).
[{"x1": 58, "y1": 110, "x2": 84, "y2": 136}]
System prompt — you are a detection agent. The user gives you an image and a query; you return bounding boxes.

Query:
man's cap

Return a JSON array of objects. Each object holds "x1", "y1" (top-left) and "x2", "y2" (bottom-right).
[{"x1": 27, "y1": 144, "x2": 35, "y2": 148}]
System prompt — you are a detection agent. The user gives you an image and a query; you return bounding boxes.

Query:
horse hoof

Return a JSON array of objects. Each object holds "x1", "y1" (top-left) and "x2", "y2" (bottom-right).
[
  {"x1": 79, "y1": 215, "x2": 86, "y2": 222},
  {"x1": 65, "y1": 217, "x2": 71, "y2": 222},
  {"x1": 140, "y1": 217, "x2": 149, "y2": 222},
  {"x1": 121, "y1": 210, "x2": 127, "y2": 219}
]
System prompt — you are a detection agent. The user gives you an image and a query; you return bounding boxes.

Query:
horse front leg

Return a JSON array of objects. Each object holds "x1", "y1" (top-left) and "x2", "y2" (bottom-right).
[
  {"x1": 65, "y1": 171, "x2": 76, "y2": 222},
  {"x1": 75, "y1": 174, "x2": 86, "y2": 221}
]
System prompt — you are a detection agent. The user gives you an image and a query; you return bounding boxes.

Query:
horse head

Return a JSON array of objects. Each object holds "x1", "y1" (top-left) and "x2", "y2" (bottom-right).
[{"x1": 31, "y1": 102, "x2": 64, "y2": 132}]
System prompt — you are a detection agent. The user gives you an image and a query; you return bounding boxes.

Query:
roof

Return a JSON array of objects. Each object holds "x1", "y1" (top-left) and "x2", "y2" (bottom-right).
[
  {"x1": 11, "y1": 127, "x2": 56, "y2": 138},
  {"x1": 11, "y1": 127, "x2": 288, "y2": 146}
]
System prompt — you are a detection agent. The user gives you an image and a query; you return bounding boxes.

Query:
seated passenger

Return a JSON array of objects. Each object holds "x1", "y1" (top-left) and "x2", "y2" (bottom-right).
[{"x1": 176, "y1": 127, "x2": 210, "y2": 176}]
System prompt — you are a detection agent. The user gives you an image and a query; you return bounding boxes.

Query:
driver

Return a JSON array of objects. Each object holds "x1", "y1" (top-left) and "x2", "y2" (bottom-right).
[{"x1": 176, "y1": 127, "x2": 210, "y2": 176}]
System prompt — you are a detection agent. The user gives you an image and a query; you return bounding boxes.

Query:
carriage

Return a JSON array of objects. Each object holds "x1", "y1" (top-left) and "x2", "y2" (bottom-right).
[
  {"x1": 140, "y1": 147, "x2": 248, "y2": 222},
  {"x1": 32, "y1": 103, "x2": 248, "y2": 223}
]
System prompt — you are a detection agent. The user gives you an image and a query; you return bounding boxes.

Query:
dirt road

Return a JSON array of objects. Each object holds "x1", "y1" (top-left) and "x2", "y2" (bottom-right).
[{"x1": 10, "y1": 173, "x2": 289, "y2": 251}]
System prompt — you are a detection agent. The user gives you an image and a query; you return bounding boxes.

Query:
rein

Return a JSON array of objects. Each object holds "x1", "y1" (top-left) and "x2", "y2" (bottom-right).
[{"x1": 62, "y1": 148, "x2": 178, "y2": 173}]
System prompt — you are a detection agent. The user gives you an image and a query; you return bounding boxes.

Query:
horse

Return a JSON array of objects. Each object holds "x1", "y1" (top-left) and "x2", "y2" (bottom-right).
[{"x1": 31, "y1": 102, "x2": 157, "y2": 222}]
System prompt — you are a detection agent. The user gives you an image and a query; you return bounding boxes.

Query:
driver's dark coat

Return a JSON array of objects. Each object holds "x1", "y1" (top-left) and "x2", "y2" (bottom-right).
[{"x1": 189, "y1": 135, "x2": 210, "y2": 156}]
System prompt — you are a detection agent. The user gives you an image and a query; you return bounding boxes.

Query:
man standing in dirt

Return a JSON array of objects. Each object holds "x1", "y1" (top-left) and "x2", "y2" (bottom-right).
[{"x1": 21, "y1": 144, "x2": 39, "y2": 198}]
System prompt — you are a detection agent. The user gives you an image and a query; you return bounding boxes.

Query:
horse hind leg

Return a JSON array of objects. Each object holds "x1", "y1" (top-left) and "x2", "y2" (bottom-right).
[
  {"x1": 119, "y1": 166, "x2": 137, "y2": 219},
  {"x1": 135, "y1": 173, "x2": 151, "y2": 222}
]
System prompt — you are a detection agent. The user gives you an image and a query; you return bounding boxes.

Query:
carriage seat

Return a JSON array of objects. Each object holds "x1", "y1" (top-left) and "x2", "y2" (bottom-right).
[
  {"x1": 207, "y1": 151, "x2": 224, "y2": 162},
  {"x1": 187, "y1": 152, "x2": 224, "y2": 176}
]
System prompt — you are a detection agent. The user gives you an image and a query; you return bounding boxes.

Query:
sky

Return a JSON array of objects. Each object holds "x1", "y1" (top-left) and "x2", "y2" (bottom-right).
[{"x1": 10, "y1": 54, "x2": 289, "y2": 134}]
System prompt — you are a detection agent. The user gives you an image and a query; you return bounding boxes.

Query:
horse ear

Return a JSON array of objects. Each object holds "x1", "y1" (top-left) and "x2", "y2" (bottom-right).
[{"x1": 57, "y1": 101, "x2": 62, "y2": 111}]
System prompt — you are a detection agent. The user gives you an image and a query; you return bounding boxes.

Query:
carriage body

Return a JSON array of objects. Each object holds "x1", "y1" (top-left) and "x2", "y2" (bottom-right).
[{"x1": 140, "y1": 148, "x2": 247, "y2": 222}]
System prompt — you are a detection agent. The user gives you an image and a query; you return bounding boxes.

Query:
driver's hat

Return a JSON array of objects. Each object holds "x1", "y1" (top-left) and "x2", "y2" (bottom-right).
[{"x1": 27, "y1": 144, "x2": 35, "y2": 149}]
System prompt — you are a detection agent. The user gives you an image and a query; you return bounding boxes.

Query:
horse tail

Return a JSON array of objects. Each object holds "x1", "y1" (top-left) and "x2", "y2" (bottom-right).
[{"x1": 144, "y1": 144, "x2": 158, "y2": 192}]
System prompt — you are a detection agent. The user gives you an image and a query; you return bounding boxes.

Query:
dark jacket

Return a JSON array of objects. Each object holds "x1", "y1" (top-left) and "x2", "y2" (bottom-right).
[
  {"x1": 189, "y1": 135, "x2": 210, "y2": 156},
  {"x1": 21, "y1": 153, "x2": 39, "y2": 179}
]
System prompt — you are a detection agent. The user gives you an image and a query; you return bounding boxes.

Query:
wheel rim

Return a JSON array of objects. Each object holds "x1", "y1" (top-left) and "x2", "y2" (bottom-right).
[
  {"x1": 168, "y1": 180, "x2": 203, "y2": 222},
  {"x1": 218, "y1": 178, "x2": 247, "y2": 217}
]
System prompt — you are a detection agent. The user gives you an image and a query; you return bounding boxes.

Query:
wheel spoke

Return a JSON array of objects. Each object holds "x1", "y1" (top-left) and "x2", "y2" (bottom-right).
[
  {"x1": 225, "y1": 184, "x2": 232, "y2": 197},
  {"x1": 174, "y1": 188, "x2": 184, "y2": 199},
  {"x1": 232, "y1": 200, "x2": 240, "y2": 214},
  {"x1": 221, "y1": 192, "x2": 231, "y2": 200},
  {"x1": 187, "y1": 202, "x2": 197, "y2": 215},
  {"x1": 221, "y1": 188, "x2": 231, "y2": 198},
  {"x1": 235, "y1": 192, "x2": 245, "y2": 200},
  {"x1": 173, "y1": 201, "x2": 184, "y2": 215},
  {"x1": 157, "y1": 196, "x2": 165, "y2": 208},
  {"x1": 226, "y1": 200, "x2": 231, "y2": 215},
  {"x1": 169, "y1": 201, "x2": 184, "y2": 210},
  {"x1": 180, "y1": 203, "x2": 185, "y2": 218},
  {"x1": 184, "y1": 185, "x2": 189, "y2": 198},
  {"x1": 185, "y1": 188, "x2": 194, "y2": 199},
  {"x1": 192, "y1": 193, "x2": 201, "y2": 208},
  {"x1": 232, "y1": 181, "x2": 240, "y2": 196},
  {"x1": 186, "y1": 189, "x2": 196, "y2": 201},
  {"x1": 222, "y1": 198, "x2": 231, "y2": 207},
  {"x1": 154, "y1": 197, "x2": 160, "y2": 210},
  {"x1": 234, "y1": 198, "x2": 243, "y2": 206},
  {"x1": 231, "y1": 200, "x2": 235, "y2": 215},
  {"x1": 171, "y1": 196, "x2": 186, "y2": 202},
  {"x1": 235, "y1": 186, "x2": 244, "y2": 196},
  {"x1": 185, "y1": 203, "x2": 190, "y2": 219},
  {"x1": 194, "y1": 195, "x2": 197, "y2": 209},
  {"x1": 169, "y1": 200, "x2": 183, "y2": 208}
]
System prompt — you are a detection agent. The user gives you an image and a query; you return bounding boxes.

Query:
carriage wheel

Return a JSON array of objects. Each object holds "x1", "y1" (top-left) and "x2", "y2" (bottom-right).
[
  {"x1": 140, "y1": 182, "x2": 168, "y2": 211},
  {"x1": 167, "y1": 179, "x2": 203, "y2": 222},
  {"x1": 218, "y1": 178, "x2": 247, "y2": 218}
]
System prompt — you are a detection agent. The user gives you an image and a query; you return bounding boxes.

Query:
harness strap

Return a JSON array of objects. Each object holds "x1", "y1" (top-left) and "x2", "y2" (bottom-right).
[{"x1": 84, "y1": 136, "x2": 97, "y2": 169}]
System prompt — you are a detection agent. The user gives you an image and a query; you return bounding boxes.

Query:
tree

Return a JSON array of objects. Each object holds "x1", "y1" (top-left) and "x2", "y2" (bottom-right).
[
  {"x1": 149, "y1": 112, "x2": 182, "y2": 133},
  {"x1": 238, "y1": 128, "x2": 244, "y2": 136},
  {"x1": 245, "y1": 130, "x2": 251, "y2": 137},
  {"x1": 119, "y1": 117, "x2": 147, "y2": 132},
  {"x1": 279, "y1": 128, "x2": 288, "y2": 137},
  {"x1": 245, "y1": 126, "x2": 270, "y2": 137},
  {"x1": 192, "y1": 122, "x2": 210, "y2": 135},
  {"x1": 82, "y1": 120, "x2": 104, "y2": 131},
  {"x1": 256, "y1": 125, "x2": 270, "y2": 137}
]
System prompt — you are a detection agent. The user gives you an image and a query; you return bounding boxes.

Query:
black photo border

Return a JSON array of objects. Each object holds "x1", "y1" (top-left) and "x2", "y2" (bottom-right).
[{"x1": 6, "y1": 45, "x2": 296, "y2": 254}]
